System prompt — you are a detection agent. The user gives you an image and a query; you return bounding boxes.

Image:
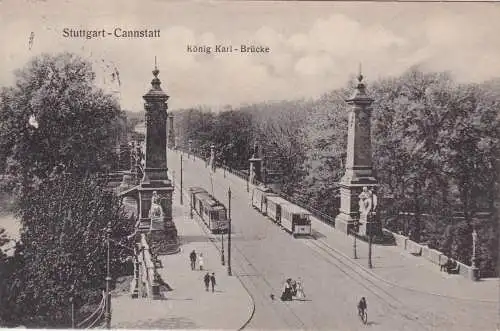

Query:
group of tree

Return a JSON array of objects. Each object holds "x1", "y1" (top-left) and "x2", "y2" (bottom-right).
[
  {"x1": 173, "y1": 100, "x2": 309, "y2": 192},
  {"x1": 173, "y1": 67, "x2": 498, "y2": 277},
  {"x1": 0, "y1": 52, "x2": 134, "y2": 327},
  {"x1": 368, "y1": 70, "x2": 498, "y2": 275}
]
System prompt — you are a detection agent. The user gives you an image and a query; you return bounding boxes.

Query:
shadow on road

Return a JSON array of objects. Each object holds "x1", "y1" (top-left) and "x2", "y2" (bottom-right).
[
  {"x1": 292, "y1": 298, "x2": 312, "y2": 302},
  {"x1": 310, "y1": 229, "x2": 326, "y2": 239}
]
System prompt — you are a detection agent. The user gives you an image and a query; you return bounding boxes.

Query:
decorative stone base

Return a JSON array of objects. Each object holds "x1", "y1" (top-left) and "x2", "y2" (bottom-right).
[
  {"x1": 469, "y1": 267, "x2": 480, "y2": 281},
  {"x1": 130, "y1": 277, "x2": 139, "y2": 299},
  {"x1": 359, "y1": 220, "x2": 382, "y2": 237},
  {"x1": 151, "y1": 277, "x2": 161, "y2": 300},
  {"x1": 335, "y1": 213, "x2": 357, "y2": 234}
]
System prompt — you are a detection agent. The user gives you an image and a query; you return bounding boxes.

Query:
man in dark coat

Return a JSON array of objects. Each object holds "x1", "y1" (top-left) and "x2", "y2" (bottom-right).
[
  {"x1": 204, "y1": 272, "x2": 210, "y2": 291},
  {"x1": 210, "y1": 273, "x2": 216, "y2": 292},
  {"x1": 190, "y1": 250, "x2": 197, "y2": 270},
  {"x1": 281, "y1": 278, "x2": 293, "y2": 301}
]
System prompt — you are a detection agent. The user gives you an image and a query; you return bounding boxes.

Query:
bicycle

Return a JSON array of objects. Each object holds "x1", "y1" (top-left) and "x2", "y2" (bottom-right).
[{"x1": 358, "y1": 307, "x2": 368, "y2": 324}]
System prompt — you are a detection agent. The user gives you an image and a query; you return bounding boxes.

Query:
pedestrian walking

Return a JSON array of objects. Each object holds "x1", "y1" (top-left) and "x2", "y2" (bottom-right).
[
  {"x1": 189, "y1": 250, "x2": 197, "y2": 270},
  {"x1": 296, "y1": 277, "x2": 306, "y2": 299},
  {"x1": 203, "y1": 272, "x2": 210, "y2": 291},
  {"x1": 281, "y1": 278, "x2": 293, "y2": 301},
  {"x1": 210, "y1": 272, "x2": 216, "y2": 292},
  {"x1": 199, "y1": 253, "x2": 204, "y2": 270}
]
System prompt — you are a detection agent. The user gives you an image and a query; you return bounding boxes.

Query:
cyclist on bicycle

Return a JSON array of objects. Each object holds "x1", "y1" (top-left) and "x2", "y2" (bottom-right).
[{"x1": 357, "y1": 297, "x2": 367, "y2": 316}]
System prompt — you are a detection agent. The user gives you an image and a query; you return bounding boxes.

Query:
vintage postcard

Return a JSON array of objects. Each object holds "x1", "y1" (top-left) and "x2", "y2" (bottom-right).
[{"x1": 0, "y1": 1, "x2": 498, "y2": 330}]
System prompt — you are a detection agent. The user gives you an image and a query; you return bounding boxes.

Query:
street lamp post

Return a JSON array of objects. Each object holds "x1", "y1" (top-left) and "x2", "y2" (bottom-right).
[
  {"x1": 227, "y1": 187, "x2": 232, "y2": 276},
  {"x1": 180, "y1": 154, "x2": 183, "y2": 205},
  {"x1": 189, "y1": 188, "x2": 194, "y2": 219},
  {"x1": 105, "y1": 222, "x2": 112, "y2": 329},
  {"x1": 188, "y1": 139, "x2": 193, "y2": 160},
  {"x1": 351, "y1": 227, "x2": 358, "y2": 259},
  {"x1": 368, "y1": 234, "x2": 373, "y2": 269},
  {"x1": 367, "y1": 190, "x2": 377, "y2": 269},
  {"x1": 221, "y1": 231, "x2": 225, "y2": 266}
]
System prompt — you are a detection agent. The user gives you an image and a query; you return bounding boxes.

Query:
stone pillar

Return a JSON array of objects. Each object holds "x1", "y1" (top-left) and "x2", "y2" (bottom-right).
[
  {"x1": 167, "y1": 114, "x2": 175, "y2": 150},
  {"x1": 470, "y1": 228, "x2": 480, "y2": 280},
  {"x1": 138, "y1": 64, "x2": 178, "y2": 255},
  {"x1": 249, "y1": 157, "x2": 263, "y2": 184},
  {"x1": 119, "y1": 142, "x2": 136, "y2": 190},
  {"x1": 248, "y1": 143, "x2": 262, "y2": 184},
  {"x1": 209, "y1": 144, "x2": 216, "y2": 172},
  {"x1": 335, "y1": 73, "x2": 378, "y2": 235},
  {"x1": 142, "y1": 67, "x2": 168, "y2": 184}
]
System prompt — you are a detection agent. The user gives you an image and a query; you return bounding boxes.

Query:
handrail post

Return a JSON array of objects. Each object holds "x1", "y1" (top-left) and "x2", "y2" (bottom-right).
[{"x1": 221, "y1": 232, "x2": 225, "y2": 266}]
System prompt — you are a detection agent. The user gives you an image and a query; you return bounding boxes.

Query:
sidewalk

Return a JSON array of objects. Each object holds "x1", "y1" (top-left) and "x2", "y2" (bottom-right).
[{"x1": 111, "y1": 189, "x2": 254, "y2": 329}]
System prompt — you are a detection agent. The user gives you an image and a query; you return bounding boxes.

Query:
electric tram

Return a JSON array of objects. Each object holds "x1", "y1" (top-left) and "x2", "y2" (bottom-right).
[
  {"x1": 189, "y1": 187, "x2": 228, "y2": 233},
  {"x1": 252, "y1": 187, "x2": 312, "y2": 237},
  {"x1": 251, "y1": 186, "x2": 277, "y2": 215},
  {"x1": 266, "y1": 196, "x2": 291, "y2": 225},
  {"x1": 280, "y1": 203, "x2": 312, "y2": 237}
]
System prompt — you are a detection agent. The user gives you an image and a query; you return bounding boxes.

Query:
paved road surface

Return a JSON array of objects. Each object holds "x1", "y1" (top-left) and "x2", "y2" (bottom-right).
[{"x1": 167, "y1": 150, "x2": 498, "y2": 331}]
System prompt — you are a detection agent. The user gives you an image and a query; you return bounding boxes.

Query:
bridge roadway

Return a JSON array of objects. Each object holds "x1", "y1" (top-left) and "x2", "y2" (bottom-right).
[{"x1": 166, "y1": 150, "x2": 497, "y2": 331}]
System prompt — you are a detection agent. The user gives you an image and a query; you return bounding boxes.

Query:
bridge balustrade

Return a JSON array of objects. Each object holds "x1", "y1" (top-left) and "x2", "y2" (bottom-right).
[{"x1": 139, "y1": 234, "x2": 160, "y2": 299}]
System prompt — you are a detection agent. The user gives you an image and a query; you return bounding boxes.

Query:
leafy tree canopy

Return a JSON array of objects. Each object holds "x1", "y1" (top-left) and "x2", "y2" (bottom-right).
[{"x1": 0, "y1": 52, "x2": 122, "y2": 190}]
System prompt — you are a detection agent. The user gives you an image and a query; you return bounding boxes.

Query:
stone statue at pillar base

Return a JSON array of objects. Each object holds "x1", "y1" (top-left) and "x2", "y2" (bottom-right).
[
  {"x1": 357, "y1": 187, "x2": 382, "y2": 237},
  {"x1": 145, "y1": 190, "x2": 179, "y2": 255}
]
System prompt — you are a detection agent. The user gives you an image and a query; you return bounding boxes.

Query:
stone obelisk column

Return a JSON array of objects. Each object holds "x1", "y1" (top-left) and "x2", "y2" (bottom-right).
[
  {"x1": 209, "y1": 144, "x2": 216, "y2": 172},
  {"x1": 138, "y1": 63, "x2": 178, "y2": 254},
  {"x1": 167, "y1": 113, "x2": 175, "y2": 150},
  {"x1": 249, "y1": 142, "x2": 263, "y2": 185},
  {"x1": 335, "y1": 73, "x2": 378, "y2": 235}
]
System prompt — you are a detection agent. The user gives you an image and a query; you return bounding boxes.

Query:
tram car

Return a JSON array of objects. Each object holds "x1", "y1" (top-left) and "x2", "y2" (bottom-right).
[
  {"x1": 189, "y1": 187, "x2": 207, "y2": 210},
  {"x1": 280, "y1": 203, "x2": 312, "y2": 237},
  {"x1": 190, "y1": 187, "x2": 228, "y2": 233},
  {"x1": 251, "y1": 186, "x2": 277, "y2": 215},
  {"x1": 266, "y1": 196, "x2": 291, "y2": 225}
]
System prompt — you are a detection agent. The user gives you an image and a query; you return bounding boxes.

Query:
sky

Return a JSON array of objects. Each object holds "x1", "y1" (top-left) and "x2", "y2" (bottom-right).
[{"x1": 1, "y1": 0, "x2": 499, "y2": 112}]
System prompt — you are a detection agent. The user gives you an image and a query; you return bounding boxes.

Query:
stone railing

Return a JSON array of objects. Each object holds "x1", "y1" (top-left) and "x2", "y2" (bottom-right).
[
  {"x1": 139, "y1": 234, "x2": 161, "y2": 299},
  {"x1": 383, "y1": 228, "x2": 477, "y2": 280}
]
